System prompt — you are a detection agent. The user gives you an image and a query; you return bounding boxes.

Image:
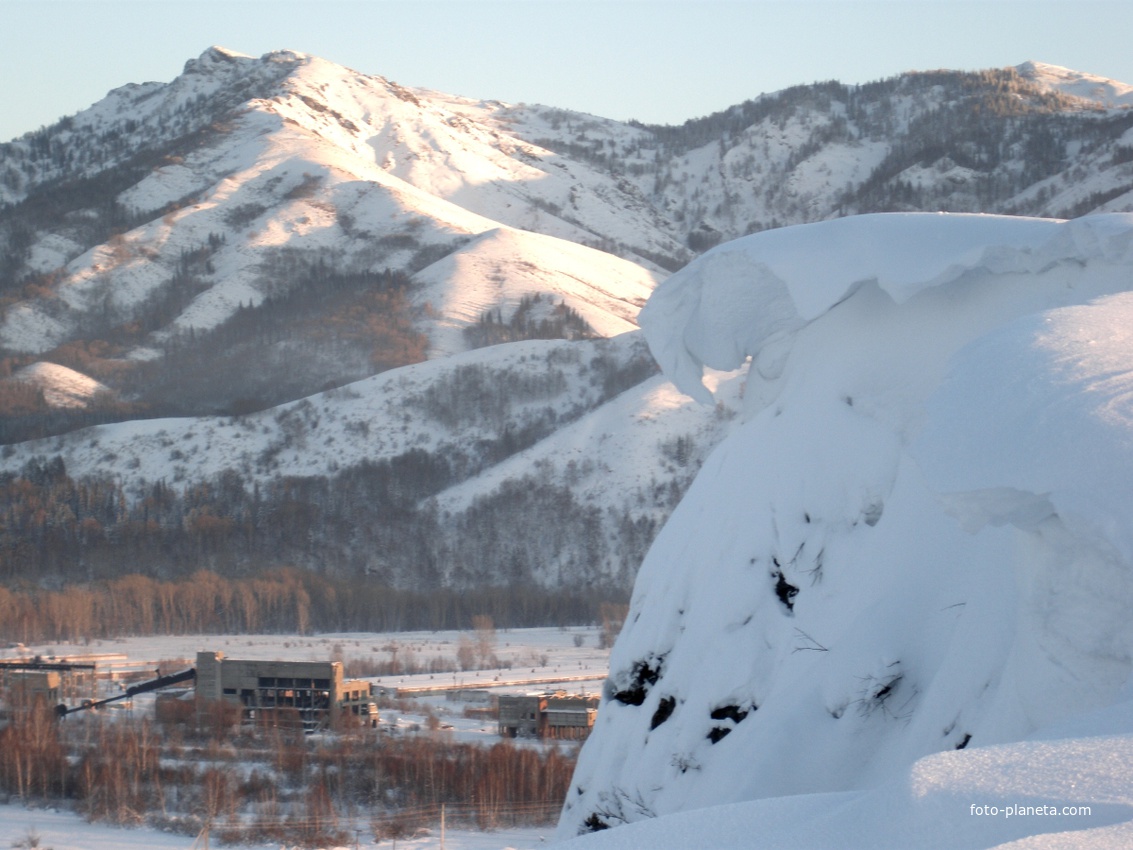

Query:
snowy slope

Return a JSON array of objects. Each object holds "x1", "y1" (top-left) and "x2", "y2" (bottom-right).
[
  {"x1": 430, "y1": 365, "x2": 743, "y2": 586},
  {"x1": 0, "y1": 331, "x2": 730, "y2": 586},
  {"x1": 0, "y1": 336, "x2": 644, "y2": 489},
  {"x1": 1017, "y1": 60, "x2": 1133, "y2": 108},
  {"x1": 9, "y1": 361, "x2": 111, "y2": 409},
  {"x1": 412, "y1": 227, "x2": 658, "y2": 356},
  {"x1": 434, "y1": 367, "x2": 741, "y2": 518},
  {"x1": 558, "y1": 213, "x2": 1133, "y2": 842}
]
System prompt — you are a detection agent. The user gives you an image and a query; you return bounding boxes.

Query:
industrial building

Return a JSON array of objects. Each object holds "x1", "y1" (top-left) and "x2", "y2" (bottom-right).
[
  {"x1": 497, "y1": 691, "x2": 599, "y2": 740},
  {"x1": 194, "y1": 651, "x2": 376, "y2": 731},
  {"x1": 2, "y1": 652, "x2": 377, "y2": 733}
]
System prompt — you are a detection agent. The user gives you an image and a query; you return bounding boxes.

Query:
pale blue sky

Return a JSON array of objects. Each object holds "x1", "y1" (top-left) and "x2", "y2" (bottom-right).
[{"x1": 2, "y1": 0, "x2": 1132, "y2": 142}]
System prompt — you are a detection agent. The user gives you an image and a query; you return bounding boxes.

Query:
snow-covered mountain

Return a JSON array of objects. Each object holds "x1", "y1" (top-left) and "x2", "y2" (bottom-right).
[
  {"x1": 4, "y1": 49, "x2": 1133, "y2": 393},
  {"x1": 525, "y1": 60, "x2": 1133, "y2": 245},
  {"x1": 0, "y1": 47, "x2": 671, "y2": 362},
  {"x1": 557, "y1": 212, "x2": 1133, "y2": 848},
  {"x1": 1, "y1": 49, "x2": 1133, "y2": 593},
  {"x1": 4, "y1": 51, "x2": 1132, "y2": 376}
]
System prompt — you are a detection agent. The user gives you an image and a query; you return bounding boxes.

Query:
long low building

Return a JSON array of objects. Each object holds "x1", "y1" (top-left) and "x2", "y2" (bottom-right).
[{"x1": 194, "y1": 651, "x2": 376, "y2": 731}]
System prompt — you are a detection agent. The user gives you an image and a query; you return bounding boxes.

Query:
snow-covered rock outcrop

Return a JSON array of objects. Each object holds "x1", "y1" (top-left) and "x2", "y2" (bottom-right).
[{"x1": 559, "y1": 213, "x2": 1133, "y2": 844}]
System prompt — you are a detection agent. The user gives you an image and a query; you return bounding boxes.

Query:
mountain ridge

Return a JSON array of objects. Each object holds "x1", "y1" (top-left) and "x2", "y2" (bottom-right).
[{"x1": 1, "y1": 48, "x2": 1133, "y2": 595}]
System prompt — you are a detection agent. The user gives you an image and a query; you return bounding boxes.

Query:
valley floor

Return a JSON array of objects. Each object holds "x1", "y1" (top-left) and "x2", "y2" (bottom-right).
[
  {"x1": 7, "y1": 627, "x2": 610, "y2": 744},
  {"x1": 0, "y1": 803, "x2": 553, "y2": 850},
  {"x1": 2, "y1": 627, "x2": 609, "y2": 849}
]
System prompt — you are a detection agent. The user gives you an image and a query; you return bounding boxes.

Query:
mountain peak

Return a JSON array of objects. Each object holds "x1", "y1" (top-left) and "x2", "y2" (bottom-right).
[
  {"x1": 205, "y1": 45, "x2": 253, "y2": 61},
  {"x1": 179, "y1": 46, "x2": 321, "y2": 84},
  {"x1": 182, "y1": 45, "x2": 255, "y2": 74}
]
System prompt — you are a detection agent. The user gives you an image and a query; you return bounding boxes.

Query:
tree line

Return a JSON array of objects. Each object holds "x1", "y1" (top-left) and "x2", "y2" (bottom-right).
[
  {"x1": 0, "y1": 444, "x2": 661, "y2": 600},
  {"x1": 0, "y1": 567, "x2": 624, "y2": 645}
]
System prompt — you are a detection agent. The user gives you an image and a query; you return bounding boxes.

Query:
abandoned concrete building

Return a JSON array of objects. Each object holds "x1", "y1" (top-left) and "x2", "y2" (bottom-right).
[
  {"x1": 2, "y1": 670, "x2": 60, "y2": 709},
  {"x1": 0, "y1": 660, "x2": 97, "y2": 711},
  {"x1": 497, "y1": 691, "x2": 599, "y2": 740},
  {"x1": 194, "y1": 651, "x2": 376, "y2": 731}
]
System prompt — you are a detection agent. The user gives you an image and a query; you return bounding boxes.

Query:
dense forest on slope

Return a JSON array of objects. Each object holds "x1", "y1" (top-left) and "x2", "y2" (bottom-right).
[
  {"x1": 0, "y1": 444, "x2": 652, "y2": 589},
  {"x1": 528, "y1": 67, "x2": 1133, "y2": 241},
  {"x1": 0, "y1": 344, "x2": 666, "y2": 599}
]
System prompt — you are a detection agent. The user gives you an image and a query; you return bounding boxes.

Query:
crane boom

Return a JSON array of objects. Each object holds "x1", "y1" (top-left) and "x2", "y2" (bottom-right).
[{"x1": 55, "y1": 667, "x2": 196, "y2": 718}]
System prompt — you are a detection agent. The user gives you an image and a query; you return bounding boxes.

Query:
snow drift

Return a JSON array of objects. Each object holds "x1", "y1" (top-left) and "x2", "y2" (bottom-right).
[{"x1": 558, "y1": 212, "x2": 1133, "y2": 847}]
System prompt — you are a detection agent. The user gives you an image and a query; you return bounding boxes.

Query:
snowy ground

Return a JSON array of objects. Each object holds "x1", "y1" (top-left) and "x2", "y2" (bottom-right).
[
  {"x1": 555, "y1": 719, "x2": 1133, "y2": 849},
  {"x1": 0, "y1": 804, "x2": 553, "y2": 850},
  {"x1": 9, "y1": 625, "x2": 608, "y2": 668}
]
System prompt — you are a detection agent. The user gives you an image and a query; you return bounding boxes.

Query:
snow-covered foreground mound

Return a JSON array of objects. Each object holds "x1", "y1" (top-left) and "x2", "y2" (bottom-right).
[
  {"x1": 557, "y1": 213, "x2": 1133, "y2": 845},
  {"x1": 559, "y1": 720, "x2": 1133, "y2": 849}
]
